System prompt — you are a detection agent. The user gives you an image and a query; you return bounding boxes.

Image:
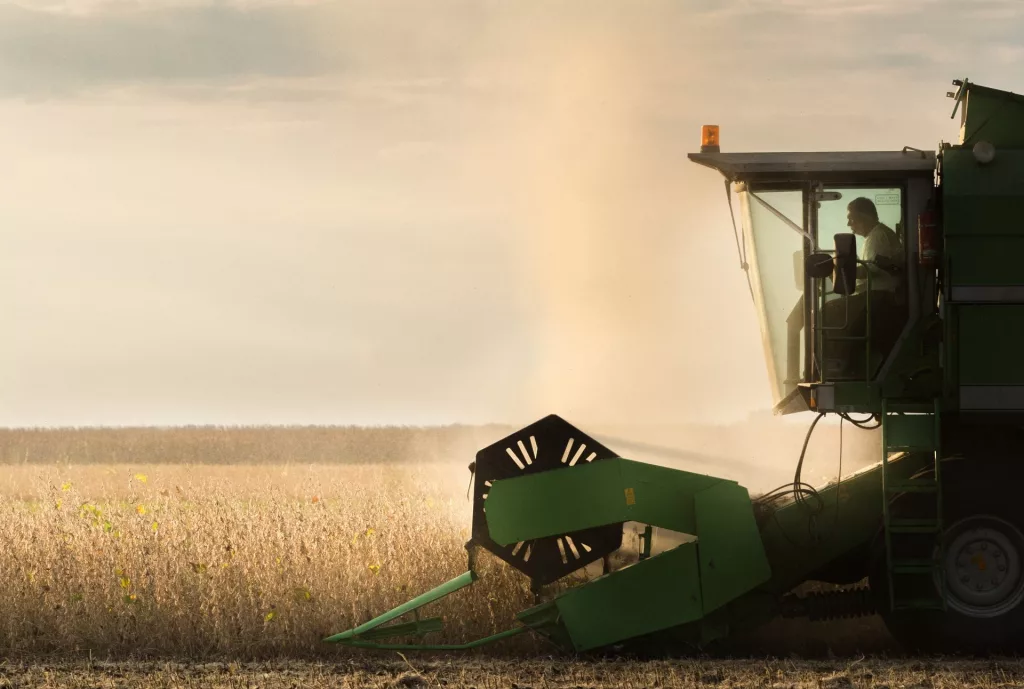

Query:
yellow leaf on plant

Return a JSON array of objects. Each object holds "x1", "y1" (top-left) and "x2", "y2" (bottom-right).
[
  {"x1": 61, "y1": 482, "x2": 72, "y2": 492},
  {"x1": 151, "y1": 521, "x2": 159, "y2": 533},
  {"x1": 134, "y1": 474, "x2": 148, "y2": 484},
  {"x1": 119, "y1": 577, "x2": 131, "y2": 589},
  {"x1": 264, "y1": 611, "x2": 276, "y2": 622},
  {"x1": 136, "y1": 504, "x2": 146, "y2": 516},
  {"x1": 368, "y1": 563, "x2": 381, "y2": 575},
  {"x1": 364, "y1": 528, "x2": 375, "y2": 537}
]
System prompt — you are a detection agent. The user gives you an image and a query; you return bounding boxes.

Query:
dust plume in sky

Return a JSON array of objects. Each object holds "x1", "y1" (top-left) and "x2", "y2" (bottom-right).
[{"x1": 1, "y1": 0, "x2": 1022, "y2": 429}]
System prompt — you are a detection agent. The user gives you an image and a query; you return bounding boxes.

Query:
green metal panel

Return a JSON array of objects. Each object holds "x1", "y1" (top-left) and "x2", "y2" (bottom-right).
[
  {"x1": 488, "y1": 458, "x2": 771, "y2": 650},
  {"x1": 944, "y1": 295, "x2": 959, "y2": 403},
  {"x1": 942, "y1": 149, "x2": 1024, "y2": 288},
  {"x1": 884, "y1": 413, "x2": 937, "y2": 452},
  {"x1": 826, "y1": 382, "x2": 934, "y2": 415},
  {"x1": 694, "y1": 482, "x2": 772, "y2": 614},
  {"x1": 485, "y1": 458, "x2": 723, "y2": 544},
  {"x1": 553, "y1": 541, "x2": 704, "y2": 651},
  {"x1": 958, "y1": 305, "x2": 1024, "y2": 385},
  {"x1": 830, "y1": 382, "x2": 882, "y2": 412},
  {"x1": 945, "y1": 236, "x2": 1024, "y2": 285},
  {"x1": 943, "y1": 149, "x2": 1024, "y2": 200},
  {"x1": 945, "y1": 197, "x2": 1024, "y2": 237},
  {"x1": 959, "y1": 84, "x2": 1024, "y2": 147}
]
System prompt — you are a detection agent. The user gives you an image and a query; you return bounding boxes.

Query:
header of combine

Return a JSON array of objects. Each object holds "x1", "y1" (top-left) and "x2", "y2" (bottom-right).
[{"x1": 326, "y1": 79, "x2": 1024, "y2": 655}]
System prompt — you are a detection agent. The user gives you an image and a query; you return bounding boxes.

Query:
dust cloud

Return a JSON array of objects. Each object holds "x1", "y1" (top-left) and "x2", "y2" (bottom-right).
[
  {"x1": 447, "y1": 8, "x2": 756, "y2": 428},
  {"x1": 516, "y1": 20, "x2": 685, "y2": 423},
  {"x1": 0, "y1": 2, "x2": 890, "y2": 492},
  {"x1": 446, "y1": 10, "x2": 883, "y2": 490}
]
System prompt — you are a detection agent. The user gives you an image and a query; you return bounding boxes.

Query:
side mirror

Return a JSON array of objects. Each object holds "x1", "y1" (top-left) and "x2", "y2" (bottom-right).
[
  {"x1": 833, "y1": 233, "x2": 857, "y2": 295},
  {"x1": 805, "y1": 252, "x2": 834, "y2": 279}
]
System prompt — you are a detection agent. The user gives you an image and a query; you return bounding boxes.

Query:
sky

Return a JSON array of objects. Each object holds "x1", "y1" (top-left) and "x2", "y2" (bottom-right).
[{"x1": 2, "y1": 0, "x2": 1023, "y2": 428}]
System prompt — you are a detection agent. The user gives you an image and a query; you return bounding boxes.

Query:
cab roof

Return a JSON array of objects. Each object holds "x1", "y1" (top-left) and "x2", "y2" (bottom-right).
[{"x1": 687, "y1": 150, "x2": 936, "y2": 183}]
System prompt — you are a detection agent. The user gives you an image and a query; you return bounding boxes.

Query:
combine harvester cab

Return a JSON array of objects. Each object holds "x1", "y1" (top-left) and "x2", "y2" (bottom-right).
[{"x1": 327, "y1": 79, "x2": 1024, "y2": 654}]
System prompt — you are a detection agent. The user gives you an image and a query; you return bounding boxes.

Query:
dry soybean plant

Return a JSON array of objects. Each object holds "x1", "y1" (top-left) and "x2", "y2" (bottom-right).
[{"x1": 0, "y1": 462, "x2": 550, "y2": 658}]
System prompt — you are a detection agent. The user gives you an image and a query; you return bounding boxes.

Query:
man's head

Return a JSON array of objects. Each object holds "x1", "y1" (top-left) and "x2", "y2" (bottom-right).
[{"x1": 847, "y1": 197, "x2": 878, "y2": 236}]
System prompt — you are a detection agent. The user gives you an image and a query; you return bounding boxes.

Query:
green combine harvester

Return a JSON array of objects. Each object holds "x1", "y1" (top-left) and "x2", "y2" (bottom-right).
[{"x1": 326, "y1": 79, "x2": 1024, "y2": 654}]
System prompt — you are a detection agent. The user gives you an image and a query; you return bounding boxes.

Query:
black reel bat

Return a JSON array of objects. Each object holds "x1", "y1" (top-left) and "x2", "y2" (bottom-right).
[{"x1": 471, "y1": 414, "x2": 623, "y2": 587}]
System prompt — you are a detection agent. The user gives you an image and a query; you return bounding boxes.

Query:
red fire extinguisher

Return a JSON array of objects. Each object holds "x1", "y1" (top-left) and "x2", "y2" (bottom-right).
[{"x1": 918, "y1": 205, "x2": 941, "y2": 269}]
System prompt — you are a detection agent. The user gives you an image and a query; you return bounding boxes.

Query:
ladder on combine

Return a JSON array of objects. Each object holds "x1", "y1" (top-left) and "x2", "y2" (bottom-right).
[{"x1": 880, "y1": 398, "x2": 946, "y2": 612}]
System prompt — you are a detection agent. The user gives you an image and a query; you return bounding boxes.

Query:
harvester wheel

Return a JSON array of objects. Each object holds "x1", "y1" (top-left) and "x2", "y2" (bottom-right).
[{"x1": 870, "y1": 458, "x2": 1024, "y2": 653}]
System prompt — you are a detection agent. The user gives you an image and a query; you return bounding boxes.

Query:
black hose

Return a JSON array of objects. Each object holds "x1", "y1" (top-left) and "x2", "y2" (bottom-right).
[
  {"x1": 755, "y1": 410, "x2": 879, "y2": 513},
  {"x1": 756, "y1": 410, "x2": 879, "y2": 546},
  {"x1": 794, "y1": 413, "x2": 826, "y2": 513},
  {"x1": 839, "y1": 412, "x2": 881, "y2": 429}
]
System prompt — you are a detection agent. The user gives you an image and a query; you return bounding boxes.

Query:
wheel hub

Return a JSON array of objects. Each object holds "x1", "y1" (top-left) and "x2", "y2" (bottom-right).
[{"x1": 942, "y1": 517, "x2": 1024, "y2": 618}]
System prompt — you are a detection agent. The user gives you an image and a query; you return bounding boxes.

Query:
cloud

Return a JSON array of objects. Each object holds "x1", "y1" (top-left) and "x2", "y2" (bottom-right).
[
  {"x1": 0, "y1": 2, "x2": 334, "y2": 97},
  {"x1": 8, "y1": 0, "x2": 327, "y2": 15},
  {"x1": 0, "y1": 0, "x2": 564, "y2": 110},
  {"x1": 2, "y1": 0, "x2": 1022, "y2": 105}
]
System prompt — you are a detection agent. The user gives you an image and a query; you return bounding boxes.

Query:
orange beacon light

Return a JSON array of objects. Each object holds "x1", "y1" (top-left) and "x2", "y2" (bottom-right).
[{"x1": 701, "y1": 125, "x2": 720, "y2": 153}]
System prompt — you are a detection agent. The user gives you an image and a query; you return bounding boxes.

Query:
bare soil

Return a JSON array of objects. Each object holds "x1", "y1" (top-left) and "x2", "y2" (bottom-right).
[{"x1": 3, "y1": 657, "x2": 1024, "y2": 689}]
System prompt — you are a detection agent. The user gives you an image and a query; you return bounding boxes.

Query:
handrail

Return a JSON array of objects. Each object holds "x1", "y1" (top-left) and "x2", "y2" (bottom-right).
[{"x1": 819, "y1": 263, "x2": 876, "y2": 382}]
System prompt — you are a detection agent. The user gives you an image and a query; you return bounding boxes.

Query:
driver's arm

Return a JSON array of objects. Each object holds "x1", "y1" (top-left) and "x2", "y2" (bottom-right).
[{"x1": 858, "y1": 232, "x2": 900, "y2": 279}]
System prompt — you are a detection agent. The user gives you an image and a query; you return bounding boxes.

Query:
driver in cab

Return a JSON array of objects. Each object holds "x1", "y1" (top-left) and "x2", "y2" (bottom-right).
[
  {"x1": 847, "y1": 197, "x2": 902, "y2": 295},
  {"x1": 825, "y1": 196, "x2": 904, "y2": 378}
]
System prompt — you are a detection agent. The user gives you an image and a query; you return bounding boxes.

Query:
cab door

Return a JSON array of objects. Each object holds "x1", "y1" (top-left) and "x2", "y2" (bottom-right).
[{"x1": 811, "y1": 186, "x2": 907, "y2": 383}]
